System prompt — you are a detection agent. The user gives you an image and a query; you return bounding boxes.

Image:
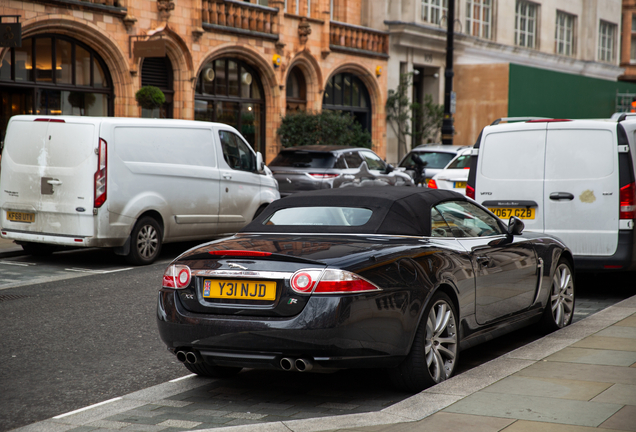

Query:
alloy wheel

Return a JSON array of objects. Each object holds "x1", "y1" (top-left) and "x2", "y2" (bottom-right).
[
  {"x1": 136, "y1": 224, "x2": 158, "y2": 259},
  {"x1": 425, "y1": 299, "x2": 458, "y2": 383},
  {"x1": 550, "y1": 263, "x2": 574, "y2": 327}
]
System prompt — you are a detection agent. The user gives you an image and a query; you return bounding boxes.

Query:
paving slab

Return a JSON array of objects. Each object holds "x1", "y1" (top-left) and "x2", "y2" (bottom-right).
[
  {"x1": 595, "y1": 326, "x2": 636, "y2": 339},
  {"x1": 443, "y1": 392, "x2": 623, "y2": 427},
  {"x1": 599, "y1": 405, "x2": 636, "y2": 431},
  {"x1": 480, "y1": 376, "x2": 612, "y2": 401},
  {"x1": 616, "y1": 316, "x2": 636, "y2": 327},
  {"x1": 544, "y1": 347, "x2": 636, "y2": 366},
  {"x1": 591, "y1": 383, "x2": 636, "y2": 405},
  {"x1": 515, "y1": 360, "x2": 636, "y2": 385},
  {"x1": 331, "y1": 412, "x2": 516, "y2": 432},
  {"x1": 500, "y1": 419, "x2": 619, "y2": 432},
  {"x1": 571, "y1": 335, "x2": 636, "y2": 352}
]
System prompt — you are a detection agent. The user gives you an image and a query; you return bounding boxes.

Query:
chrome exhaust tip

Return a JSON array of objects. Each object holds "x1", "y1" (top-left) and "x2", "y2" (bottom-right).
[
  {"x1": 295, "y1": 358, "x2": 313, "y2": 372},
  {"x1": 175, "y1": 351, "x2": 187, "y2": 363},
  {"x1": 280, "y1": 357, "x2": 295, "y2": 371},
  {"x1": 185, "y1": 351, "x2": 199, "y2": 364}
]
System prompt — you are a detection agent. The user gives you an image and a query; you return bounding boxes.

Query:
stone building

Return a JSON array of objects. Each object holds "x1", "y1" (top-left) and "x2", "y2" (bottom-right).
[
  {"x1": 363, "y1": 0, "x2": 626, "y2": 163},
  {"x1": 0, "y1": 0, "x2": 389, "y2": 162}
]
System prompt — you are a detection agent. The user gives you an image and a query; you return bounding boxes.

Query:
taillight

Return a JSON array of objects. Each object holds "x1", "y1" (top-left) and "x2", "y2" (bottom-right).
[
  {"x1": 620, "y1": 182, "x2": 636, "y2": 219},
  {"x1": 290, "y1": 270, "x2": 322, "y2": 293},
  {"x1": 94, "y1": 138, "x2": 107, "y2": 208},
  {"x1": 314, "y1": 269, "x2": 380, "y2": 294},
  {"x1": 162, "y1": 265, "x2": 191, "y2": 289},
  {"x1": 427, "y1": 179, "x2": 438, "y2": 189},
  {"x1": 309, "y1": 173, "x2": 339, "y2": 179},
  {"x1": 208, "y1": 250, "x2": 273, "y2": 257},
  {"x1": 466, "y1": 184, "x2": 475, "y2": 199}
]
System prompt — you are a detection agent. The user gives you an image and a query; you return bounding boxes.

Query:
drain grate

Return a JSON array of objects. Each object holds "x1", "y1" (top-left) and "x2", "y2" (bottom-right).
[{"x1": 0, "y1": 294, "x2": 29, "y2": 302}]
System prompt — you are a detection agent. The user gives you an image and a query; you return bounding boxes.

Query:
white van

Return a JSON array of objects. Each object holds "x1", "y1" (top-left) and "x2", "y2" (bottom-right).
[
  {"x1": 466, "y1": 117, "x2": 636, "y2": 271},
  {"x1": 0, "y1": 116, "x2": 279, "y2": 264}
]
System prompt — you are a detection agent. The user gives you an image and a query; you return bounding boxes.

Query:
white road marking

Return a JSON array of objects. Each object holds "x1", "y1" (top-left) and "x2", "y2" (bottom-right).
[
  {"x1": 53, "y1": 397, "x2": 123, "y2": 419},
  {"x1": 0, "y1": 261, "x2": 36, "y2": 267},
  {"x1": 65, "y1": 267, "x2": 134, "y2": 274},
  {"x1": 169, "y1": 374, "x2": 196, "y2": 382}
]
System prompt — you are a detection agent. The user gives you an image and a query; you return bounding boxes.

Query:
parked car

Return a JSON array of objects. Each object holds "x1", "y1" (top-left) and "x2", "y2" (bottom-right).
[
  {"x1": 157, "y1": 187, "x2": 575, "y2": 392},
  {"x1": 0, "y1": 116, "x2": 279, "y2": 264},
  {"x1": 467, "y1": 116, "x2": 636, "y2": 271},
  {"x1": 398, "y1": 144, "x2": 470, "y2": 186},
  {"x1": 427, "y1": 148, "x2": 472, "y2": 194},
  {"x1": 269, "y1": 146, "x2": 402, "y2": 197}
]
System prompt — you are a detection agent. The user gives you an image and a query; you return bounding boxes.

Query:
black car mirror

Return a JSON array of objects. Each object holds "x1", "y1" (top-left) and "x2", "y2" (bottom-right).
[
  {"x1": 508, "y1": 216, "x2": 525, "y2": 236},
  {"x1": 384, "y1": 164, "x2": 394, "y2": 174}
]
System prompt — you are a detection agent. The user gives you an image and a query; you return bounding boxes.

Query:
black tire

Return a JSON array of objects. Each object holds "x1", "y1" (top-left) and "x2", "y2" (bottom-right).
[
  {"x1": 125, "y1": 217, "x2": 162, "y2": 265},
  {"x1": 20, "y1": 242, "x2": 58, "y2": 256},
  {"x1": 389, "y1": 291, "x2": 459, "y2": 392},
  {"x1": 540, "y1": 258, "x2": 575, "y2": 333},
  {"x1": 184, "y1": 361, "x2": 242, "y2": 378}
]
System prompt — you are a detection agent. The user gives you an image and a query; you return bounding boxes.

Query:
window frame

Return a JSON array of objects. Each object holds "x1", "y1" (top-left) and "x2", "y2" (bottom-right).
[
  {"x1": 598, "y1": 20, "x2": 617, "y2": 63},
  {"x1": 466, "y1": 0, "x2": 493, "y2": 40},
  {"x1": 515, "y1": 0, "x2": 538, "y2": 49},
  {"x1": 421, "y1": 0, "x2": 448, "y2": 26},
  {"x1": 555, "y1": 10, "x2": 576, "y2": 57}
]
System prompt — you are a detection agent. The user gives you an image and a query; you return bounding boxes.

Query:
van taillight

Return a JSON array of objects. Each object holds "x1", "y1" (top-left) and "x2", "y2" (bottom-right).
[
  {"x1": 466, "y1": 184, "x2": 475, "y2": 200},
  {"x1": 620, "y1": 182, "x2": 636, "y2": 220},
  {"x1": 94, "y1": 138, "x2": 107, "y2": 208}
]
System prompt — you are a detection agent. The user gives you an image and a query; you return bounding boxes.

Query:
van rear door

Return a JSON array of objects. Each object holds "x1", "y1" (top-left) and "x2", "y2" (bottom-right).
[
  {"x1": 544, "y1": 121, "x2": 619, "y2": 256},
  {"x1": 477, "y1": 122, "x2": 547, "y2": 233},
  {"x1": 1, "y1": 117, "x2": 97, "y2": 238}
]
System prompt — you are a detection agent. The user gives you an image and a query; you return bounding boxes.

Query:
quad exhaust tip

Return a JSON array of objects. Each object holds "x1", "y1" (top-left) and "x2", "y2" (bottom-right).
[
  {"x1": 175, "y1": 350, "x2": 200, "y2": 364},
  {"x1": 280, "y1": 357, "x2": 313, "y2": 372}
]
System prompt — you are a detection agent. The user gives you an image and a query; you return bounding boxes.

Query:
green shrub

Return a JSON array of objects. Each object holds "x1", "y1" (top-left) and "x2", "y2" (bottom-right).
[
  {"x1": 135, "y1": 86, "x2": 166, "y2": 110},
  {"x1": 277, "y1": 110, "x2": 371, "y2": 148}
]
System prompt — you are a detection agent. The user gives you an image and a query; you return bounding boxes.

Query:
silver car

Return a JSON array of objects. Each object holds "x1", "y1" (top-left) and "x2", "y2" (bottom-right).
[
  {"x1": 398, "y1": 144, "x2": 471, "y2": 186},
  {"x1": 269, "y1": 146, "x2": 391, "y2": 197}
]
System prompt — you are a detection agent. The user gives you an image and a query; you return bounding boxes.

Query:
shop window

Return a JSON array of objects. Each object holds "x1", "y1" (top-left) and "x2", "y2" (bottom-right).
[{"x1": 286, "y1": 66, "x2": 307, "y2": 112}]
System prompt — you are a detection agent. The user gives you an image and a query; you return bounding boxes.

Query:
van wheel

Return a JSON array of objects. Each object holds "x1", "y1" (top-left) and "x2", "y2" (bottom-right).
[
  {"x1": 540, "y1": 258, "x2": 575, "y2": 333},
  {"x1": 389, "y1": 292, "x2": 459, "y2": 392},
  {"x1": 126, "y1": 217, "x2": 162, "y2": 265},
  {"x1": 20, "y1": 242, "x2": 58, "y2": 256}
]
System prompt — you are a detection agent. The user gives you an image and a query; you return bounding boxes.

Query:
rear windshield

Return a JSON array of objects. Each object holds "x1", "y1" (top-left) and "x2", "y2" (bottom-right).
[
  {"x1": 446, "y1": 154, "x2": 471, "y2": 169},
  {"x1": 269, "y1": 151, "x2": 336, "y2": 168},
  {"x1": 264, "y1": 207, "x2": 373, "y2": 226},
  {"x1": 399, "y1": 152, "x2": 455, "y2": 169}
]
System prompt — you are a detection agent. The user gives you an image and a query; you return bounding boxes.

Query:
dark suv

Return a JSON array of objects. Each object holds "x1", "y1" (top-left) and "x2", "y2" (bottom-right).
[{"x1": 269, "y1": 146, "x2": 389, "y2": 197}]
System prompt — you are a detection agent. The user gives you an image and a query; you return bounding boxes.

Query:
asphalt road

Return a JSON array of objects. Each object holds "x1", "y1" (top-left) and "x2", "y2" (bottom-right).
[{"x1": 0, "y1": 244, "x2": 633, "y2": 432}]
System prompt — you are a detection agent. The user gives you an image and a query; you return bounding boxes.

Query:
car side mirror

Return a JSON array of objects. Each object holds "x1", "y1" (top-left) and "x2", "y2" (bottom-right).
[
  {"x1": 256, "y1": 152, "x2": 265, "y2": 173},
  {"x1": 384, "y1": 164, "x2": 394, "y2": 174},
  {"x1": 508, "y1": 216, "x2": 524, "y2": 236}
]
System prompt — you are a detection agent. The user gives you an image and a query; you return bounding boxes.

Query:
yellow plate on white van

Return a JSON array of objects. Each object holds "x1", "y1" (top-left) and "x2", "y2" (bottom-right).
[
  {"x1": 454, "y1": 182, "x2": 467, "y2": 188},
  {"x1": 6, "y1": 211, "x2": 35, "y2": 223},
  {"x1": 488, "y1": 207, "x2": 535, "y2": 220}
]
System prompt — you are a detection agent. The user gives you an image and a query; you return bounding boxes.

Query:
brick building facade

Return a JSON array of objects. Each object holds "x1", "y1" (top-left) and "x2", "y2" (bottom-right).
[{"x1": 0, "y1": 0, "x2": 389, "y2": 162}]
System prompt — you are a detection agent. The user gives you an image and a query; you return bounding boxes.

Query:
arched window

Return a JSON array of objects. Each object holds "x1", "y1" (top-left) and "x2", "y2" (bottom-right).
[
  {"x1": 286, "y1": 66, "x2": 306, "y2": 112},
  {"x1": 141, "y1": 56, "x2": 173, "y2": 118},
  {"x1": 322, "y1": 72, "x2": 371, "y2": 134},
  {"x1": 0, "y1": 34, "x2": 113, "y2": 141},
  {"x1": 195, "y1": 58, "x2": 265, "y2": 154}
]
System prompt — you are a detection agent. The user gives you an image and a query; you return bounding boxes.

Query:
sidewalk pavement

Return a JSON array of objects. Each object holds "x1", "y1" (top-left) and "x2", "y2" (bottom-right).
[
  {"x1": 0, "y1": 236, "x2": 25, "y2": 258},
  {"x1": 12, "y1": 294, "x2": 636, "y2": 432}
]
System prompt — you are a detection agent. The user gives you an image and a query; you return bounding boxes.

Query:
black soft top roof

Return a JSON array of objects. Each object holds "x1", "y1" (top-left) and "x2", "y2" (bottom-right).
[{"x1": 242, "y1": 187, "x2": 467, "y2": 236}]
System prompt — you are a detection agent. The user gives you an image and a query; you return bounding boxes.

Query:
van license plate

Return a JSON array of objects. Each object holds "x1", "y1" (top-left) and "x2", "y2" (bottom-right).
[
  {"x1": 203, "y1": 279, "x2": 276, "y2": 301},
  {"x1": 6, "y1": 211, "x2": 35, "y2": 223},
  {"x1": 488, "y1": 207, "x2": 535, "y2": 220},
  {"x1": 454, "y1": 182, "x2": 467, "y2": 188}
]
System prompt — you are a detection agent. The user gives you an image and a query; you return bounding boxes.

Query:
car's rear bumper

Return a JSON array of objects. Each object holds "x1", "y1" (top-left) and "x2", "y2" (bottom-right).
[
  {"x1": 156, "y1": 289, "x2": 410, "y2": 370},
  {"x1": 574, "y1": 229, "x2": 636, "y2": 271},
  {"x1": 0, "y1": 228, "x2": 124, "y2": 248}
]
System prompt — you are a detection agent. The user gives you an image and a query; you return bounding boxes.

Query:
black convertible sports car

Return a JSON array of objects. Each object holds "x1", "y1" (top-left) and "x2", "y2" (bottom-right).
[{"x1": 157, "y1": 187, "x2": 575, "y2": 391}]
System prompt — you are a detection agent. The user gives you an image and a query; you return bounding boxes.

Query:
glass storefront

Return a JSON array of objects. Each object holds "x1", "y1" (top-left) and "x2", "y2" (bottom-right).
[
  {"x1": 195, "y1": 58, "x2": 265, "y2": 153},
  {"x1": 0, "y1": 34, "x2": 113, "y2": 142},
  {"x1": 322, "y1": 72, "x2": 371, "y2": 134}
]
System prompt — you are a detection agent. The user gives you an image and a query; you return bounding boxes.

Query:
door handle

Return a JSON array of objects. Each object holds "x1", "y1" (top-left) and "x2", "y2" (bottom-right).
[
  {"x1": 223, "y1": 173, "x2": 232, "y2": 180},
  {"x1": 47, "y1": 179, "x2": 62, "y2": 186},
  {"x1": 549, "y1": 192, "x2": 574, "y2": 201}
]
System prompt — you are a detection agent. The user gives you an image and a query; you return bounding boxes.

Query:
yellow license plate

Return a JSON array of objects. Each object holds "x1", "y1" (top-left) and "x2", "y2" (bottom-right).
[
  {"x1": 7, "y1": 211, "x2": 35, "y2": 223},
  {"x1": 203, "y1": 279, "x2": 276, "y2": 300},
  {"x1": 489, "y1": 207, "x2": 535, "y2": 220},
  {"x1": 454, "y1": 182, "x2": 467, "y2": 188}
]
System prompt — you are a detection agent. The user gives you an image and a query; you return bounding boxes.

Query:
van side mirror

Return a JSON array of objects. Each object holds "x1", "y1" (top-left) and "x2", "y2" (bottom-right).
[
  {"x1": 256, "y1": 152, "x2": 265, "y2": 173},
  {"x1": 507, "y1": 216, "x2": 524, "y2": 236}
]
